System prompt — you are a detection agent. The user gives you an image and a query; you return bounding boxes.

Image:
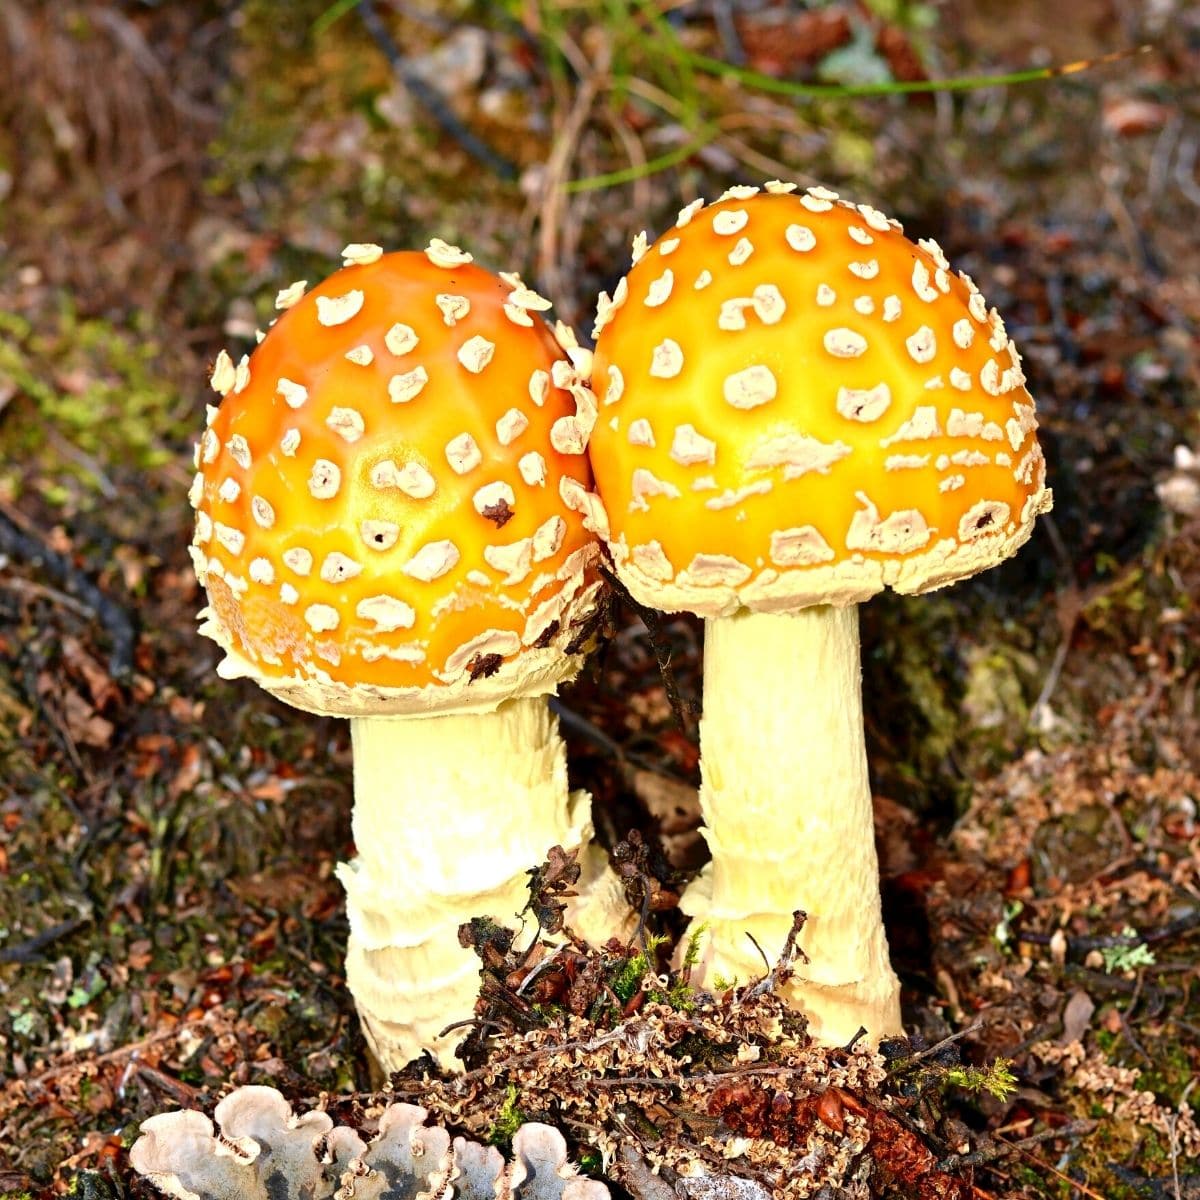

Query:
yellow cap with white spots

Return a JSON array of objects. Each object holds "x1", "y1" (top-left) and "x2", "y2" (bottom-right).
[
  {"x1": 190, "y1": 242, "x2": 604, "y2": 716},
  {"x1": 588, "y1": 182, "x2": 1053, "y2": 617}
]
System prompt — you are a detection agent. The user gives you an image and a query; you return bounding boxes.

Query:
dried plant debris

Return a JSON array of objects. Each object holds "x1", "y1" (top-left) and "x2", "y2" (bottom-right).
[
  {"x1": 130, "y1": 1084, "x2": 610, "y2": 1200},
  {"x1": 373, "y1": 872, "x2": 1005, "y2": 1200}
]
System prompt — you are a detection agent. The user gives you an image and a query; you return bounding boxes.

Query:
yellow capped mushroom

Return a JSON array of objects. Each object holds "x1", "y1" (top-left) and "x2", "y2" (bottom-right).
[
  {"x1": 192, "y1": 243, "x2": 630, "y2": 1071},
  {"x1": 588, "y1": 183, "x2": 1052, "y2": 1044}
]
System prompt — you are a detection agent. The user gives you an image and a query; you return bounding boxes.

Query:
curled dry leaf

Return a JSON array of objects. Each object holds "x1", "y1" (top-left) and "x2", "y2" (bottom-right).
[{"x1": 129, "y1": 1084, "x2": 611, "y2": 1200}]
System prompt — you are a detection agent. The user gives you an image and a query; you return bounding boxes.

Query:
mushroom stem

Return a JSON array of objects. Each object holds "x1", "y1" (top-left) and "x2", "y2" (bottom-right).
[
  {"x1": 339, "y1": 696, "x2": 629, "y2": 1071},
  {"x1": 679, "y1": 606, "x2": 901, "y2": 1045}
]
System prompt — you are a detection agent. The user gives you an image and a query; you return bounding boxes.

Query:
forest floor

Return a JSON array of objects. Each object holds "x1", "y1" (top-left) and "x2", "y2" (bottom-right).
[{"x1": 0, "y1": 1, "x2": 1198, "y2": 1197}]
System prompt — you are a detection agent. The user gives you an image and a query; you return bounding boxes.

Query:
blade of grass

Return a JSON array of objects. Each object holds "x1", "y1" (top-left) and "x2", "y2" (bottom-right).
[
  {"x1": 312, "y1": 0, "x2": 361, "y2": 37},
  {"x1": 677, "y1": 43, "x2": 1154, "y2": 99},
  {"x1": 565, "y1": 125, "x2": 722, "y2": 192}
]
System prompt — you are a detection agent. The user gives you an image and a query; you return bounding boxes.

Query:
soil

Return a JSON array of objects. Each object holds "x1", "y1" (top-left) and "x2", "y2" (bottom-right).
[{"x1": 0, "y1": 1, "x2": 1198, "y2": 1196}]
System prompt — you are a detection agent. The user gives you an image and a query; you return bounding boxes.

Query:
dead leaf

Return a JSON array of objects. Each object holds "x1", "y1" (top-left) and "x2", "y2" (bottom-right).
[{"x1": 1061, "y1": 989, "x2": 1096, "y2": 1044}]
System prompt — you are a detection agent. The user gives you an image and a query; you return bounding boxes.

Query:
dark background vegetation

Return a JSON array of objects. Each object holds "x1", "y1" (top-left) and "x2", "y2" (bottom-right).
[{"x1": 0, "y1": 0, "x2": 1198, "y2": 1195}]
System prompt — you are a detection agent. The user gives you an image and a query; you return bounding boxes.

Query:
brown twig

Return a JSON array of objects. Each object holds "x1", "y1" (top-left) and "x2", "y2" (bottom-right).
[
  {"x1": 1017, "y1": 910, "x2": 1200, "y2": 953},
  {"x1": 0, "y1": 506, "x2": 135, "y2": 677},
  {"x1": 0, "y1": 915, "x2": 91, "y2": 964},
  {"x1": 355, "y1": 1, "x2": 516, "y2": 181},
  {"x1": 940, "y1": 1119, "x2": 1096, "y2": 1170}
]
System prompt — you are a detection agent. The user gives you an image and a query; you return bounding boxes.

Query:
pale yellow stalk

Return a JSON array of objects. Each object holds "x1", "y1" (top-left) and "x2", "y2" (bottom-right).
[
  {"x1": 340, "y1": 697, "x2": 629, "y2": 1071},
  {"x1": 680, "y1": 607, "x2": 902, "y2": 1044}
]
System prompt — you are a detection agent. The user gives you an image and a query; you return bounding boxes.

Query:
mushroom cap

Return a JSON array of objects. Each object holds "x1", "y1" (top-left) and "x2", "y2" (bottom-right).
[
  {"x1": 190, "y1": 245, "x2": 603, "y2": 717},
  {"x1": 588, "y1": 184, "x2": 1053, "y2": 617}
]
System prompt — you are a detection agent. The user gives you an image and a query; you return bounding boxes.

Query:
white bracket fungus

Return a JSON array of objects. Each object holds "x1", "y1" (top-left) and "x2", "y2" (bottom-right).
[{"x1": 130, "y1": 1085, "x2": 611, "y2": 1200}]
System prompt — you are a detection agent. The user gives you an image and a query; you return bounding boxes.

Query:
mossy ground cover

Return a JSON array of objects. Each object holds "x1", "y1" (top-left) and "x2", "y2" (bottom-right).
[{"x1": 1, "y1": 1, "x2": 1198, "y2": 1196}]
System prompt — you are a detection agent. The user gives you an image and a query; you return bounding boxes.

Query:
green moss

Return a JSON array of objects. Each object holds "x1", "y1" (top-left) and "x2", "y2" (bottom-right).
[
  {"x1": 486, "y1": 1083, "x2": 527, "y2": 1149},
  {"x1": 0, "y1": 301, "x2": 185, "y2": 514},
  {"x1": 944, "y1": 1057, "x2": 1018, "y2": 1101}
]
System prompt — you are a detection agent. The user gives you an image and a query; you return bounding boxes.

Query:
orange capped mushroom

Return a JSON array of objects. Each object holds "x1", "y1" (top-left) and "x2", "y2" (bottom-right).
[
  {"x1": 588, "y1": 183, "x2": 1052, "y2": 1044},
  {"x1": 190, "y1": 241, "x2": 629, "y2": 1071}
]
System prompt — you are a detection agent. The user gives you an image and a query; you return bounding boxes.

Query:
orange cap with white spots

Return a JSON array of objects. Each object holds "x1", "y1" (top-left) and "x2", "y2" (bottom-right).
[
  {"x1": 189, "y1": 241, "x2": 604, "y2": 717},
  {"x1": 588, "y1": 183, "x2": 1053, "y2": 617}
]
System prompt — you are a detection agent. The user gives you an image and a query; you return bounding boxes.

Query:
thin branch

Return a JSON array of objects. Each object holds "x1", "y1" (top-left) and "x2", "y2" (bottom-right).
[{"x1": 355, "y1": 1, "x2": 516, "y2": 181}]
